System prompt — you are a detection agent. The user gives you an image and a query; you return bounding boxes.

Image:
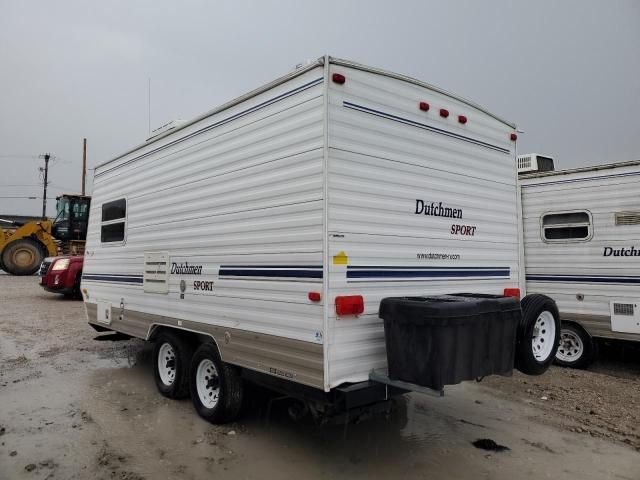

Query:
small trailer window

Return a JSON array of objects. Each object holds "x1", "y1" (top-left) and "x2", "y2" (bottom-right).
[
  {"x1": 101, "y1": 199, "x2": 126, "y2": 243},
  {"x1": 541, "y1": 211, "x2": 592, "y2": 242}
]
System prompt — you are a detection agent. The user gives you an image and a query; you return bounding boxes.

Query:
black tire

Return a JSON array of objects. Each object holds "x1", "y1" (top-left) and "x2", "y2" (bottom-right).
[
  {"x1": 189, "y1": 343, "x2": 243, "y2": 424},
  {"x1": 73, "y1": 273, "x2": 83, "y2": 299},
  {"x1": 1, "y1": 238, "x2": 45, "y2": 275},
  {"x1": 152, "y1": 331, "x2": 194, "y2": 399},
  {"x1": 555, "y1": 323, "x2": 595, "y2": 369},
  {"x1": 515, "y1": 294, "x2": 561, "y2": 375}
]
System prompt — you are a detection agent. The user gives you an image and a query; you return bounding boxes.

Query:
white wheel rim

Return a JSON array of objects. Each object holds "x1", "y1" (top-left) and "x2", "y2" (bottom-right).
[
  {"x1": 157, "y1": 343, "x2": 177, "y2": 386},
  {"x1": 531, "y1": 311, "x2": 556, "y2": 362},
  {"x1": 196, "y1": 358, "x2": 220, "y2": 409},
  {"x1": 556, "y1": 329, "x2": 584, "y2": 363}
]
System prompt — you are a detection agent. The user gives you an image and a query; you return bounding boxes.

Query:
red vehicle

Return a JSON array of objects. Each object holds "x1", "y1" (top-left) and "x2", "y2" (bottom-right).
[{"x1": 39, "y1": 255, "x2": 84, "y2": 298}]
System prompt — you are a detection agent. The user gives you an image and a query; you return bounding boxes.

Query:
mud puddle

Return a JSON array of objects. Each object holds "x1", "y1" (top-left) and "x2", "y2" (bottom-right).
[
  {"x1": 33, "y1": 347, "x2": 635, "y2": 480},
  {"x1": 2, "y1": 276, "x2": 640, "y2": 479}
]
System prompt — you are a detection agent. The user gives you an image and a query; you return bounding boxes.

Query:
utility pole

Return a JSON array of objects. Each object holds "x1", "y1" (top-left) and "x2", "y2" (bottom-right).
[
  {"x1": 38, "y1": 153, "x2": 50, "y2": 219},
  {"x1": 82, "y1": 138, "x2": 87, "y2": 196},
  {"x1": 148, "y1": 77, "x2": 151, "y2": 138}
]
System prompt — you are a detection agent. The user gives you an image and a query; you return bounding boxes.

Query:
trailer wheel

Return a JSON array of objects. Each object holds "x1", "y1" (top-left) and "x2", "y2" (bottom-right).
[
  {"x1": 190, "y1": 343, "x2": 243, "y2": 424},
  {"x1": 1, "y1": 238, "x2": 45, "y2": 275},
  {"x1": 153, "y1": 331, "x2": 193, "y2": 399},
  {"x1": 72, "y1": 273, "x2": 83, "y2": 299},
  {"x1": 555, "y1": 323, "x2": 595, "y2": 369},
  {"x1": 516, "y1": 294, "x2": 561, "y2": 375}
]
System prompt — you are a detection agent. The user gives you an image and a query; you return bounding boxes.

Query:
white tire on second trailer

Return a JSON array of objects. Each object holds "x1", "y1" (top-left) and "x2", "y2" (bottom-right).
[{"x1": 555, "y1": 323, "x2": 595, "y2": 369}]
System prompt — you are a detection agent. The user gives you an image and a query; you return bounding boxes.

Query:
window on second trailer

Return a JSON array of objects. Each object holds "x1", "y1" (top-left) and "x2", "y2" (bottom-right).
[
  {"x1": 541, "y1": 211, "x2": 592, "y2": 242},
  {"x1": 101, "y1": 199, "x2": 126, "y2": 243}
]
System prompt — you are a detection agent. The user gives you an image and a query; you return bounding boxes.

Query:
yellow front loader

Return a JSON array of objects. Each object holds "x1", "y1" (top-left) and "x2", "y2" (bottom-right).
[
  {"x1": 0, "y1": 194, "x2": 90, "y2": 275},
  {"x1": 0, "y1": 219, "x2": 58, "y2": 275}
]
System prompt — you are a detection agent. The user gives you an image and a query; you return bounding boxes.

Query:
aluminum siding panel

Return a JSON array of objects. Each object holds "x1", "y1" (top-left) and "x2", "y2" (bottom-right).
[
  {"x1": 85, "y1": 303, "x2": 324, "y2": 388},
  {"x1": 521, "y1": 165, "x2": 640, "y2": 340},
  {"x1": 84, "y1": 67, "x2": 327, "y2": 387},
  {"x1": 325, "y1": 64, "x2": 519, "y2": 388}
]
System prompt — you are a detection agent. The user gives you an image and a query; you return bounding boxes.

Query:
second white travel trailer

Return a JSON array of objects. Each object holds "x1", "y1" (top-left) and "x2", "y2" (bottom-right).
[
  {"x1": 520, "y1": 158, "x2": 640, "y2": 367},
  {"x1": 81, "y1": 56, "x2": 559, "y2": 424}
]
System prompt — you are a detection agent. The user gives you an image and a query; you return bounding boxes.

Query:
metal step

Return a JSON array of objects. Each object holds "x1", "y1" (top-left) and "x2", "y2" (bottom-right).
[{"x1": 369, "y1": 369, "x2": 444, "y2": 397}]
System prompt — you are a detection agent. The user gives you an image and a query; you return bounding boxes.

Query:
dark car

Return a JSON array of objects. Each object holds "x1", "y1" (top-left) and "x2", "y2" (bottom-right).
[{"x1": 39, "y1": 255, "x2": 83, "y2": 298}]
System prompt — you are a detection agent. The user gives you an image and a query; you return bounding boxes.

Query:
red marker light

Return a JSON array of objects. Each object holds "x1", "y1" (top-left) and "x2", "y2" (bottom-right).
[
  {"x1": 503, "y1": 288, "x2": 521, "y2": 299},
  {"x1": 308, "y1": 292, "x2": 321, "y2": 302},
  {"x1": 510, "y1": 133, "x2": 518, "y2": 141},
  {"x1": 332, "y1": 73, "x2": 346, "y2": 84},
  {"x1": 458, "y1": 115, "x2": 467, "y2": 124},
  {"x1": 419, "y1": 102, "x2": 430, "y2": 111},
  {"x1": 335, "y1": 295, "x2": 364, "y2": 316},
  {"x1": 440, "y1": 108, "x2": 449, "y2": 118}
]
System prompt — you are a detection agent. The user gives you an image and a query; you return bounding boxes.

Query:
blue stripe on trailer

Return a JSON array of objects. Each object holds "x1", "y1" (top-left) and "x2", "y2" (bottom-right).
[
  {"x1": 347, "y1": 268, "x2": 510, "y2": 279},
  {"x1": 82, "y1": 274, "x2": 144, "y2": 284},
  {"x1": 342, "y1": 101, "x2": 511, "y2": 154},
  {"x1": 219, "y1": 267, "x2": 323, "y2": 279},
  {"x1": 527, "y1": 275, "x2": 640, "y2": 284},
  {"x1": 348, "y1": 265, "x2": 506, "y2": 270}
]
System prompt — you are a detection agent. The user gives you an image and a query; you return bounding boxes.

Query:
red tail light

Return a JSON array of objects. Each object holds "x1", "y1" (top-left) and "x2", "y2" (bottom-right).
[
  {"x1": 308, "y1": 291, "x2": 321, "y2": 302},
  {"x1": 510, "y1": 133, "x2": 518, "y2": 141},
  {"x1": 439, "y1": 108, "x2": 449, "y2": 118},
  {"x1": 458, "y1": 115, "x2": 467, "y2": 124},
  {"x1": 335, "y1": 295, "x2": 364, "y2": 316},
  {"x1": 503, "y1": 288, "x2": 521, "y2": 299},
  {"x1": 419, "y1": 102, "x2": 430, "y2": 111},
  {"x1": 332, "y1": 73, "x2": 346, "y2": 84}
]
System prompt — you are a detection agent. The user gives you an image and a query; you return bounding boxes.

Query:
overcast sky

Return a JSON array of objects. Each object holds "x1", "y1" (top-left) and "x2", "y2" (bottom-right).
[{"x1": 1, "y1": 0, "x2": 638, "y2": 216}]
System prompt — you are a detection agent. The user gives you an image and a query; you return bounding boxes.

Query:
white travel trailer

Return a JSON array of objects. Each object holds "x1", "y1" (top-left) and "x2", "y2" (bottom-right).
[
  {"x1": 520, "y1": 158, "x2": 640, "y2": 367},
  {"x1": 82, "y1": 56, "x2": 559, "y2": 424}
]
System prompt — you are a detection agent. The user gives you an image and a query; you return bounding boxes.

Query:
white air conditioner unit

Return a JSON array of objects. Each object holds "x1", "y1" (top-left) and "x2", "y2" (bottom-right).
[{"x1": 517, "y1": 153, "x2": 555, "y2": 174}]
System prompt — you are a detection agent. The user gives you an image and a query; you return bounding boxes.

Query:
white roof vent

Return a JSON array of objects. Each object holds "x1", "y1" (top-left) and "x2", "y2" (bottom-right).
[{"x1": 146, "y1": 120, "x2": 187, "y2": 141}]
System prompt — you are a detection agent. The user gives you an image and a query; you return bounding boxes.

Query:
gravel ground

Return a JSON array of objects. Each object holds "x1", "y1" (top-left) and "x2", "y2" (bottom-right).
[
  {"x1": 1, "y1": 275, "x2": 639, "y2": 479},
  {"x1": 484, "y1": 349, "x2": 640, "y2": 451}
]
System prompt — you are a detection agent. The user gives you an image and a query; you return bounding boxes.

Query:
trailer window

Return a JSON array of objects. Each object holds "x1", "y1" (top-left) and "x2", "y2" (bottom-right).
[
  {"x1": 101, "y1": 199, "x2": 126, "y2": 243},
  {"x1": 541, "y1": 211, "x2": 592, "y2": 242},
  {"x1": 102, "y1": 199, "x2": 126, "y2": 222}
]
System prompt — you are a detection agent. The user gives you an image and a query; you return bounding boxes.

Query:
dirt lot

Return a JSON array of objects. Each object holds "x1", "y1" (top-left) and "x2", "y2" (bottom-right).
[{"x1": 1, "y1": 275, "x2": 639, "y2": 479}]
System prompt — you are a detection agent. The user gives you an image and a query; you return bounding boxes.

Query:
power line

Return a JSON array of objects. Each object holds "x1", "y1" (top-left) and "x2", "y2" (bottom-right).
[
  {"x1": 0, "y1": 154, "x2": 40, "y2": 159},
  {"x1": 0, "y1": 184, "x2": 43, "y2": 187},
  {"x1": 49, "y1": 182, "x2": 77, "y2": 191},
  {"x1": 0, "y1": 182, "x2": 76, "y2": 191},
  {"x1": 0, "y1": 196, "x2": 56, "y2": 199}
]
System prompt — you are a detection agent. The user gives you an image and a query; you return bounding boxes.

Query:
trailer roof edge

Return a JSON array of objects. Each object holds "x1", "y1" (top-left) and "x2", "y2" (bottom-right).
[
  {"x1": 328, "y1": 56, "x2": 516, "y2": 129},
  {"x1": 95, "y1": 57, "x2": 325, "y2": 171},
  {"x1": 96, "y1": 55, "x2": 516, "y2": 172},
  {"x1": 519, "y1": 159, "x2": 640, "y2": 179}
]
